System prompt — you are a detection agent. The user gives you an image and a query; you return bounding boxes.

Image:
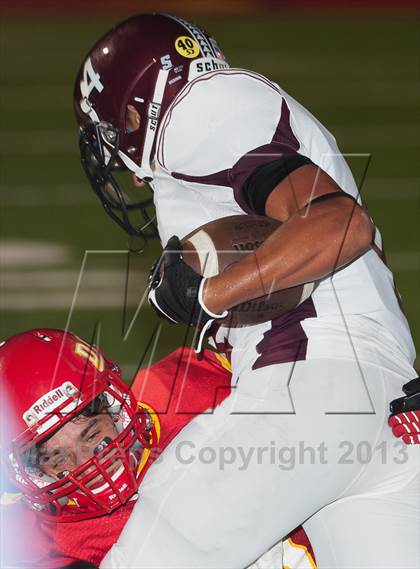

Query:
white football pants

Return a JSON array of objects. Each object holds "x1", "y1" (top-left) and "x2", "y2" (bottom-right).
[{"x1": 101, "y1": 358, "x2": 419, "y2": 569}]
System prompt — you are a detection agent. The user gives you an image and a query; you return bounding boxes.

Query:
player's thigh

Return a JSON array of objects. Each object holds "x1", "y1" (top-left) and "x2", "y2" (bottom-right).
[
  {"x1": 303, "y1": 473, "x2": 420, "y2": 569},
  {"x1": 114, "y1": 360, "x2": 379, "y2": 566},
  {"x1": 103, "y1": 358, "x2": 408, "y2": 568}
]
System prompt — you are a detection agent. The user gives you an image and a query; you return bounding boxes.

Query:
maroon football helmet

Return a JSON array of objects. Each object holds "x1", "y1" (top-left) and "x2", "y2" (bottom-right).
[
  {"x1": 0, "y1": 329, "x2": 159, "y2": 521},
  {"x1": 74, "y1": 13, "x2": 228, "y2": 240}
]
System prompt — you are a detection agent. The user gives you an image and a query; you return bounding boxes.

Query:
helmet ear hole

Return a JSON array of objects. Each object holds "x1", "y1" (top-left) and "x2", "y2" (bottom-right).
[{"x1": 125, "y1": 105, "x2": 141, "y2": 133}]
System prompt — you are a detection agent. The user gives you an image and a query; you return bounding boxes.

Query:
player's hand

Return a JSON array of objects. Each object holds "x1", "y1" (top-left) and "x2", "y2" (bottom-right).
[
  {"x1": 148, "y1": 236, "x2": 228, "y2": 350},
  {"x1": 388, "y1": 377, "x2": 420, "y2": 444}
]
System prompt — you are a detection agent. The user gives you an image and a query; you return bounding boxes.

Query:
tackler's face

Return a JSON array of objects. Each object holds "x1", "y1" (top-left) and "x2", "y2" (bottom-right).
[
  {"x1": 1, "y1": 329, "x2": 160, "y2": 520},
  {"x1": 37, "y1": 411, "x2": 118, "y2": 481}
]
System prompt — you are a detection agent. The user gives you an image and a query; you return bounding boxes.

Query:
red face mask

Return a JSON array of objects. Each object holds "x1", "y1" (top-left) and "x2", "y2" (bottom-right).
[{"x1": 1, "y1": 329, "x2": 160, "y2": 521}]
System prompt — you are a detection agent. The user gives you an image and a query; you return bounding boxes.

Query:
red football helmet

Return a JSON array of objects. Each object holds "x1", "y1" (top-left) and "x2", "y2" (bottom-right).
[
  {"x1": 0, "y1": 329, "x2": 159, "y2": 521},
  {"x1": 74, "y1": 13, "x2": 228, "y2": 239}
]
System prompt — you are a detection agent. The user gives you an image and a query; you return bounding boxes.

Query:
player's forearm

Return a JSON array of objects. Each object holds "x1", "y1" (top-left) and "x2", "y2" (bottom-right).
[{"x1": 203, "y1": 198, "x2": 374, "y2": 314}]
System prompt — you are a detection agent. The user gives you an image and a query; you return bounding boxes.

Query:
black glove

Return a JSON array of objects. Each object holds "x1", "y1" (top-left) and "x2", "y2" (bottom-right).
[
  {"x1": 389, "y1": 377, "x2": 420, "y2": 444},
  {"x1": 148, "y1": 236, "x2": 227, "y2": 351}
]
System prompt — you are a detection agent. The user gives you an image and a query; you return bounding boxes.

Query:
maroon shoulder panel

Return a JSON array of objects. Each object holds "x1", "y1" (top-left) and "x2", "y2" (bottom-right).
[{"x1": 171, "y1": 93, "x2": 301, "y2": 213}]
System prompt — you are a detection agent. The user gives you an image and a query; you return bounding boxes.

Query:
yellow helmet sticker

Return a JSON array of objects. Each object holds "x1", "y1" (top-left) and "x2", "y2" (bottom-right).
[{"x1": 175, "y1": 36, "x2": 200, "y2": 59}]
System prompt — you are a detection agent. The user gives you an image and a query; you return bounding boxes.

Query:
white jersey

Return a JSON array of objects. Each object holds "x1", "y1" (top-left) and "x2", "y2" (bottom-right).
[
  {"x1": 152, "y1": 68, "x2": 415, "y2": 373},
  {"x1": 102, "y1": 69, "x2": 419, "y2": 569}
]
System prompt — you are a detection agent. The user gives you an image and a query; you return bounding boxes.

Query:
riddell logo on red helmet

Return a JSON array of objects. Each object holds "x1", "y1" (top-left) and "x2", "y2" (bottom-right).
[
  {"x1": 33, "y1": 388, "x2": 64, "y2": 414},
  {"x1": 23, "y1": 382, "x2": 79, "y2": 428}
]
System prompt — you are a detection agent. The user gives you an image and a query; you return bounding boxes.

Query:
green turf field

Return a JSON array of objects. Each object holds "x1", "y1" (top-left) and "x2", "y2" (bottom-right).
[{"x1": 1, "y1": 15, "x2": 419, "y2": 376}]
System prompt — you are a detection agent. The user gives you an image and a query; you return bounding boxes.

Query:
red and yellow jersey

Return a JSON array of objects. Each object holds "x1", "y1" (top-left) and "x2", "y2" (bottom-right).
[
  {"x1": 284, "y1": 527, "x2": 317, "y2": 569},
  {"x1": 0, "y1": 348, "x2": 316, "y2": 569}
]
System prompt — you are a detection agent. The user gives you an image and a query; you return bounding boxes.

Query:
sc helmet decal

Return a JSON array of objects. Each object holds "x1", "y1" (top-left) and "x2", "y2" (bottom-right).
[{"x1": 160, "y1": 54, "x2": 173, "y2": 70}]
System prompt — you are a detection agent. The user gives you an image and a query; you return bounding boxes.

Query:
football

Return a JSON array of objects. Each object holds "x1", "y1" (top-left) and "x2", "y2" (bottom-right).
[{"x1": 181, "y1": 215, "x2": 315, "y2": 327}]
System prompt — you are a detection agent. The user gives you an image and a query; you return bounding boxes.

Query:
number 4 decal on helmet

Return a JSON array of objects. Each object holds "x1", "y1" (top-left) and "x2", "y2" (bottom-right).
[
  {"x1": 80, "y1": 57, "x2": 104, "y2": 118},
  {"x1": 80, "y1": 57, "x2": 104, "y2": 99}
]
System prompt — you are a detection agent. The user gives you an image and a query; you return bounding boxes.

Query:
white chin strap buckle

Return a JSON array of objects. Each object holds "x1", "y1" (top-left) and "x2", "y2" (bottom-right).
[{"x1": 118, "y1": 151, "x2": 152, "y2": 182}]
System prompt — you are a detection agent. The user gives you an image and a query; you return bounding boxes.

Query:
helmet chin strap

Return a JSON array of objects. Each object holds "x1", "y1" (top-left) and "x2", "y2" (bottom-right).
[
  {"x1": 118, "y1": 150, "x2": 148, "y2": 181},
  {"x1": 117, "y1": 69, "x2": 169, "y2": 181},
  {"x1": 140, "y1": 68, "x2": 170, "y2": 181}
]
